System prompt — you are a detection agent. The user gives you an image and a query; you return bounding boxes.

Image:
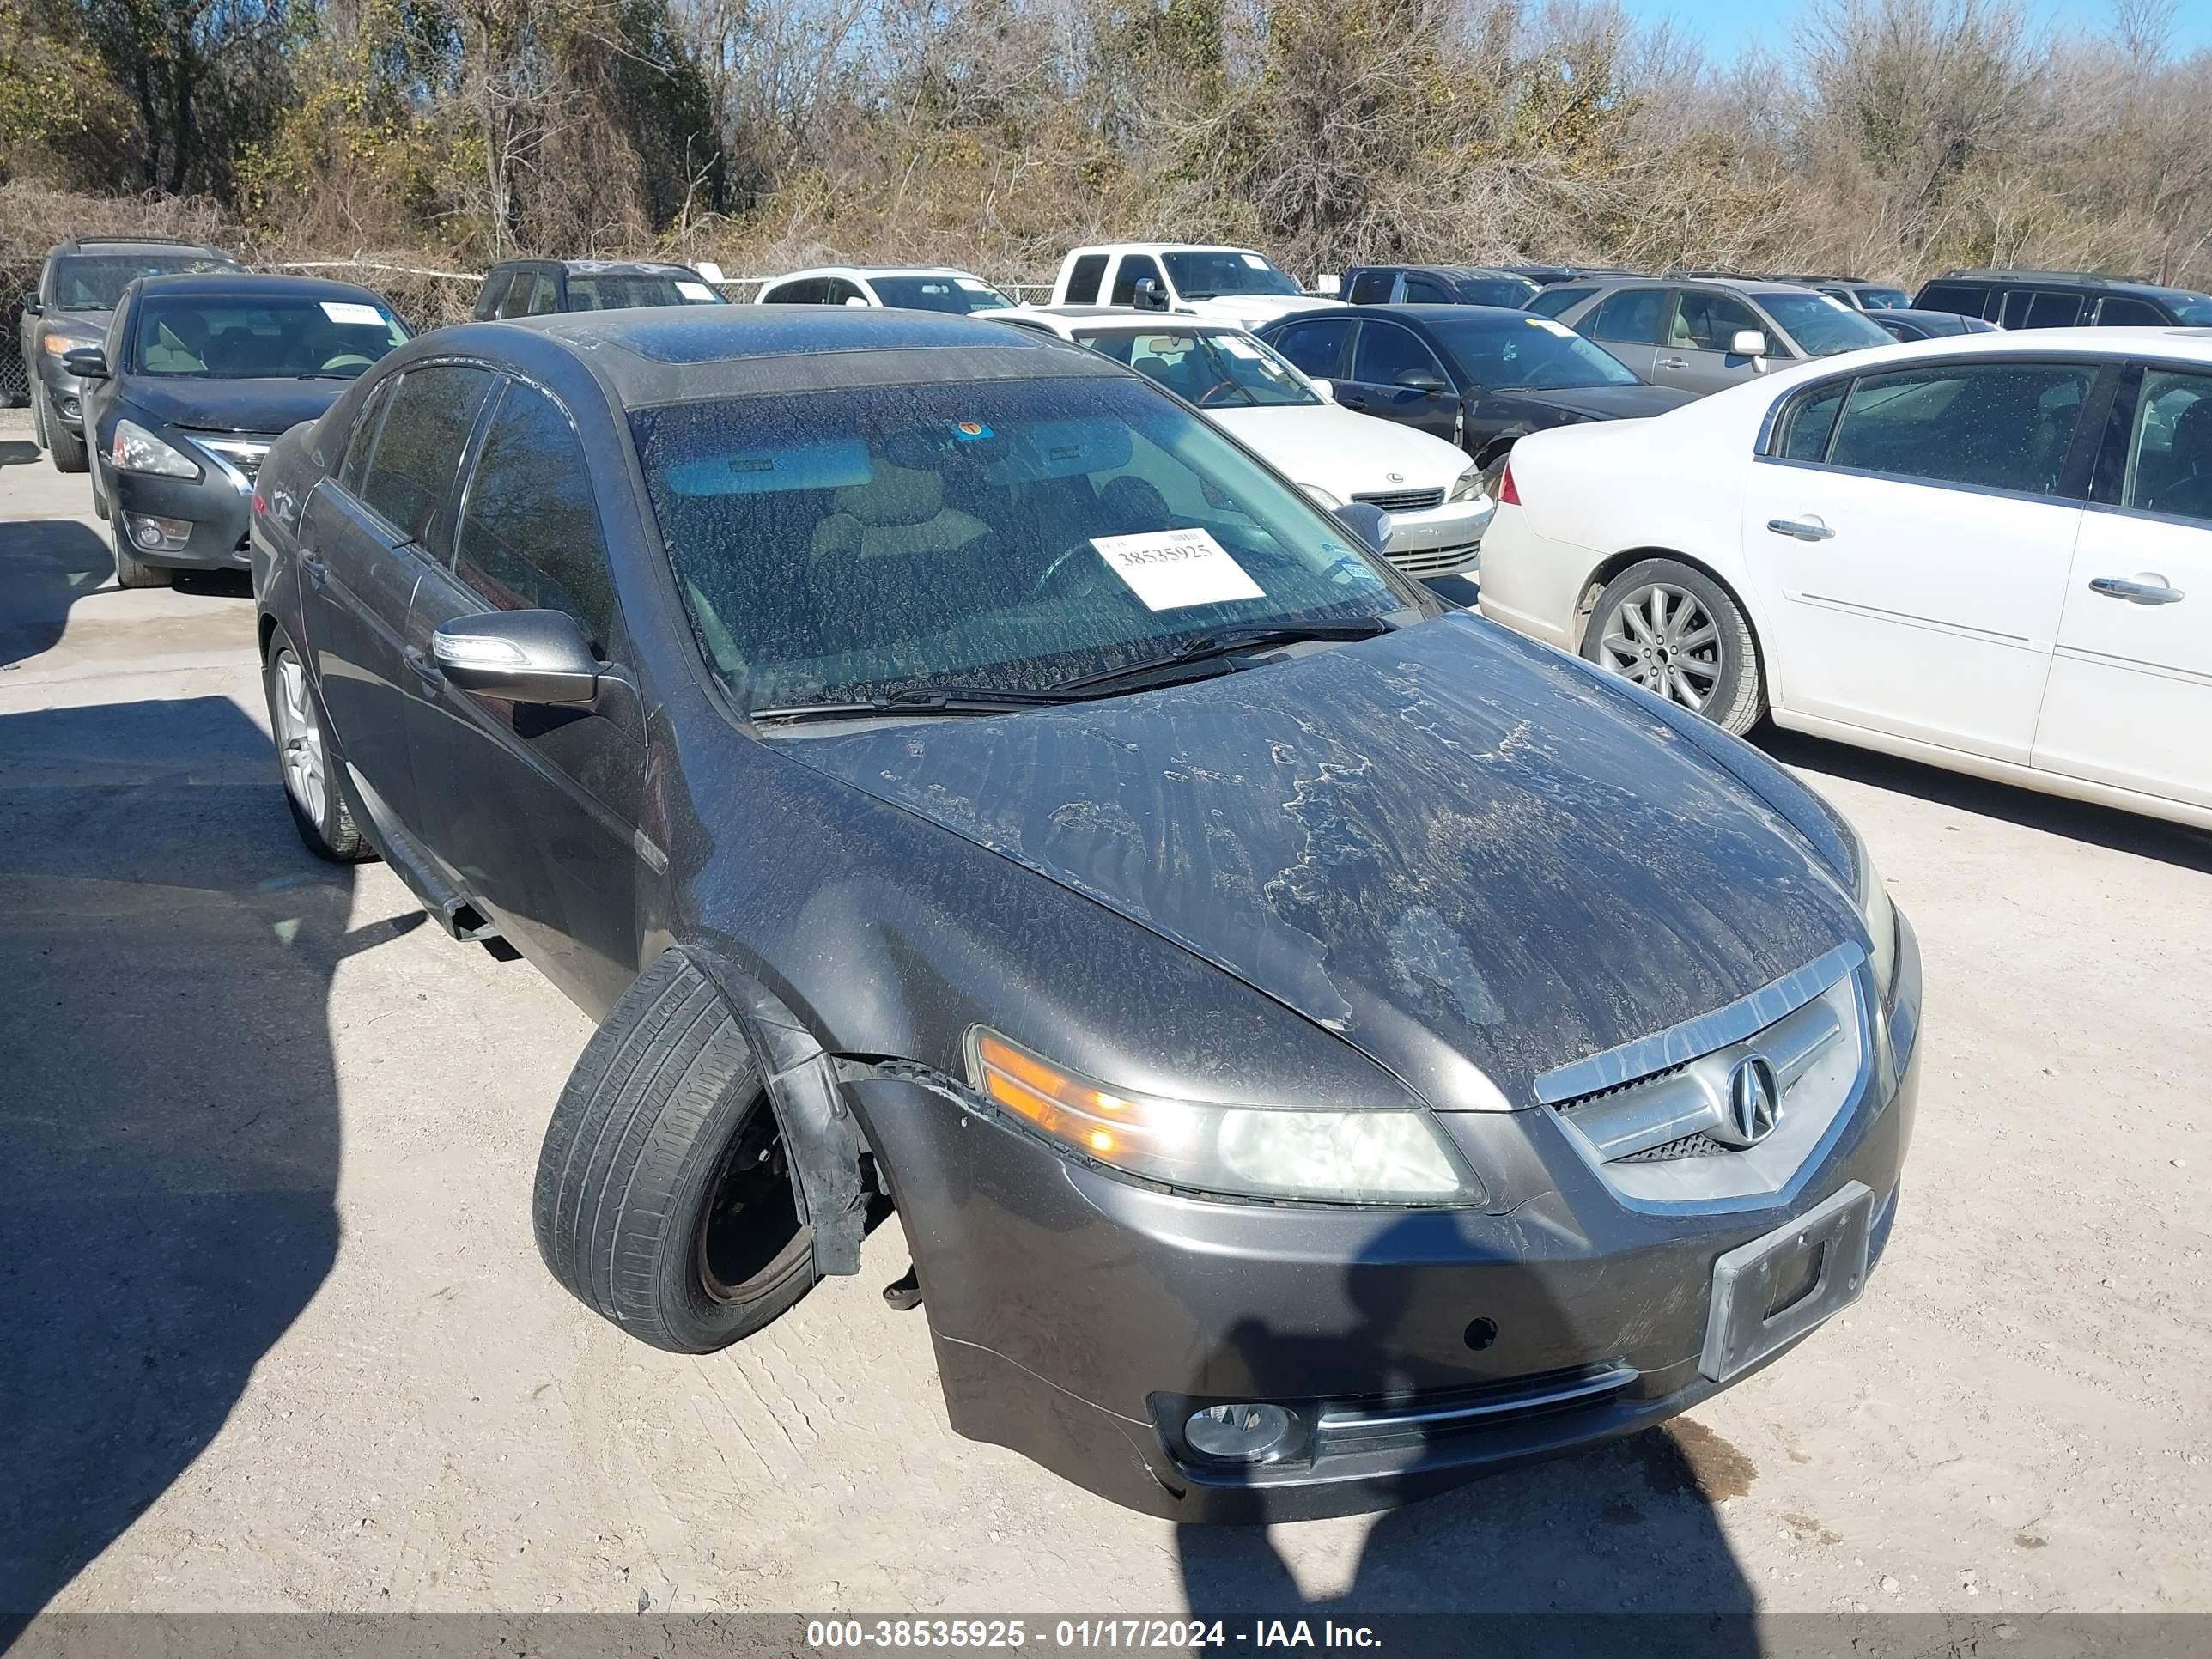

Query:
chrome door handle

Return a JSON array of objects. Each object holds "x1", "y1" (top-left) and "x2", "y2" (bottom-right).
[
  {"x1": 297, "y1": 548, "x2": 327, "y2": 583},
  {"x1": 1656, "y1": 356, "x2": 1688, "y2": 368},
  {"x1": 2089, "y1": 574, "x2": 2185, "y2": 605},
  {"x1": 1767, "y1": 519, "x2": 1835, "y2": 542}
]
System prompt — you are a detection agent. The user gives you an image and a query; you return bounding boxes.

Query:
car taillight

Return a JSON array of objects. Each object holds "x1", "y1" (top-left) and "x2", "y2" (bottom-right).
[
  {"x1": 1498, "y1": 460, "x2": 1520, "y2": 506},
  {"x1": 251, "y1": 491, "x2": 265, "y2": 517}
]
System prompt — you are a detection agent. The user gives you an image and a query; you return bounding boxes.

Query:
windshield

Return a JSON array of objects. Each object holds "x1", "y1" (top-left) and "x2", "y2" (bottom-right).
[
  {"x1": 1761, "y1": 292, "x2": 1894, "y2": 356},
  {"x1": 52, "y1": 255, "x2": 234, "y2": 312},
  {"x1": 1162, "y1": 251, "x2": 1303, "y2": 301},
  {"x1": 1074, "y1": 328, "x2": 1319, "y2": 408},
  {"x1": 1856, "y1": 287, "x2": 1911, "y2": 309},
  {"x1": 632, "y1": 376, "x2": 1419, "y2": 713},
  {"x1": 870, "y1": 275, "x2": 1011, "y2": 313},
  {"x1": 568, "y1": 273, "x2": 723, "y2": 308},
  {"x1": 131, "y1": 295, "x2": 409, "y2": 379},
  {"x1": 2171, "y1": 295, "x2": 2212, "y2": 326},
  {"x1": 1427, "y1": 314, "x2": 1640, "y2": 389}
]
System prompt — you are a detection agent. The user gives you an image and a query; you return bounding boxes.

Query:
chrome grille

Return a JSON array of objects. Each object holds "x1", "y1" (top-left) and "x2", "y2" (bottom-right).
[
  {"x1": 1389, "y1": 542, "x2": 1480, "y2": 577},
  {"x1": 1546, "y1": 943, "x2": 1870, "y2": 1206},
  {"x1": 1355, "y1": 486, "x2": 1446, "y2": 512}
]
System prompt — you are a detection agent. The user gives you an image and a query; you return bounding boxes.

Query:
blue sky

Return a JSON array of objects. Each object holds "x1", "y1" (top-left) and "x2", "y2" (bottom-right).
[{"x1": 1616, "y1": 0, "x2": 2212, "y2": 66}]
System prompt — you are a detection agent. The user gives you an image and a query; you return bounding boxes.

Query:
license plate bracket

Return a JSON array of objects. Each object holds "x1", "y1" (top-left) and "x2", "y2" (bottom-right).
[{"x1": 1699, "y1": 1180, "x2": 1873, "y2": 1383}]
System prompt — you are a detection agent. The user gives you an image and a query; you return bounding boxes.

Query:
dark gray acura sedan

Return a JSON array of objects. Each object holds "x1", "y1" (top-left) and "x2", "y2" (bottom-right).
[{"x1": 249, "y1": 308, "x2": 1919, "y2": 1521}]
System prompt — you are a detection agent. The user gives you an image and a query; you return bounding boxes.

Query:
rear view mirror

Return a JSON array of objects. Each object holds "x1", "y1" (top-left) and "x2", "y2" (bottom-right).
[
  {"x1": 63, "y1": 345, "x2": 109, "y2": 380},
  {"x1": 1331, "y1": 501, "x2": 1392, "y2": 553},
  {"x1": 433, "y1": 609, "x2": 599, "y2": 705},
  {"x1": 1730, "y1": 329, "x2": 1768, "y2": 358}
]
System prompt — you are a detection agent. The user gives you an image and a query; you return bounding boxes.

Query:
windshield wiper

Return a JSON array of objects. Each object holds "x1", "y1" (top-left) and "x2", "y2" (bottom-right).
[
  {"x1": 1047, "y1": 618, "x2": 1393, "y2": 695},
  {"x1": 748, "y1": 687, "x2": 1077, "y2": 724}
]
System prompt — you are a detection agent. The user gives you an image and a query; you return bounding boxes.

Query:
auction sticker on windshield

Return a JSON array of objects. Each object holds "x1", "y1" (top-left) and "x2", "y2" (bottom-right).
[
  {"x1": 320, "y1": 302, "x2": 386, "y2": 325},
  {"x1": 1091, "y1": 528, "x2": 1265, "y2": 610}
]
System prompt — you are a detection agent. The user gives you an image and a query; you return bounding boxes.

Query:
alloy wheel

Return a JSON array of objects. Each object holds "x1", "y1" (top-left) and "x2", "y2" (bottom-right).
[
  {"x1": 1595, "y1": 581, "x2": 1723, "y2": 712},
  {"x1": 274, "y1": 652, "x2": 329, "y2": 825}
]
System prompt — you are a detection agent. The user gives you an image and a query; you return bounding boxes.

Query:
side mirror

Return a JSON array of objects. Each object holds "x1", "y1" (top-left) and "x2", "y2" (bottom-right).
[
  {"x1": 1330, "y1": 501, "x2": 1392, "y2": 554},
  {"x1": 433, "y1": 609, "x2": 600, "y2": 705},
  {"x1": 843, "y1": 295, "x2": 870, "y2": 308},
  {"x1": 1730, "y1": 329, "x2": 1768, "y2": 358},
  {"x1": 21, "y1": 296, "x2": 41, "y2": 317},
  {"x1": 1307, "y1": 377, "x2": 1334, "y2": 403},
  {"x1": 63, "y1": 345, "x2": 109, "y2": 380},
  {"x1": 1132, "y1": 276, "x2": 1169, "y2": 312},
  {"x1": 1395, "y1": 368, "x2": 1449, "y2": 395}
]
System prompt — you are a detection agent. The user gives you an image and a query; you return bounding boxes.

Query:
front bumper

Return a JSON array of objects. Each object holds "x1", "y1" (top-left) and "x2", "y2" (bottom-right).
[
  {"x1": 1380, "y1": 495, "x2": 1493, "y2": 580},
  {"x1": 847, "y1": 924, "x2": 1920, "y2": 1521},
  {"x1": 106, "y1": 442, "x2": 255, "y2": 570},
  {"x1": 36, "y1": 362, "x2": 85, "y2": 431}
]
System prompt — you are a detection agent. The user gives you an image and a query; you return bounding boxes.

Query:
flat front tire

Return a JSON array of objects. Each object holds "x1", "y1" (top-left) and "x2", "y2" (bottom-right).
[
  {"x1": 1582, "y1": 557, "x2": 1765, "y2": 735},
  {"x1": 534, "y1": 951, "x2": 818, "y2": 1355}
]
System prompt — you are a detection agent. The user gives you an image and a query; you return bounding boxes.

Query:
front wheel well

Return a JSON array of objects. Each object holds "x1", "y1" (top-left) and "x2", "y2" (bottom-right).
[{"x1": 1572, "y1": 547, "x2": 1763, "y2": 659}]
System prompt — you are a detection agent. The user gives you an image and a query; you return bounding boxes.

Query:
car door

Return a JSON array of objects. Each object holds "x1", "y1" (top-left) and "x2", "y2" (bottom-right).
[
  {"x1": 300, "y1": 362, "x2": 495, "y2": 838},
  {"x1": 1333, "y1": 319, "x2": 1461, "y2": 443},
  {"x1": 1267, "y1": 315, "x2": 1355, "y2": 384},
  {"x1": 2033, "y1": 362, "x2": 2212, "y2": 811},
  {"x1": 1653, "y1": 288, "x2": 1771, "y2": 395},
  {"x1": 404, "y1": 376, "x2": 648, "y2": 1012},
  {"x1": 1577, "y1": 286, "x2": 1670, "y2": 380},
  {"x1": 1741, "y1": 356, "x2": 2106, "y2": 761}
]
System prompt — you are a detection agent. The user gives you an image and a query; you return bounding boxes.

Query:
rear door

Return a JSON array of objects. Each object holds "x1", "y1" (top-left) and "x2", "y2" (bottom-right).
[
  {"x1": 1334, "y1": 318, "x2": 1461, "y2": 442},
  {"x1": 405, "y1": 376, "x2": 649, "y2": 1012},
  {"x1": 2034, "y1": 362, "x2": 2212, "y2": 811},
  {"x1": 1741, "y1": 357, "x2": 2105, "y2": 760},
  {"x1": 1653, "y1": 288, "x2": 1771, "y2": 395},
  {"x1": 1577, "y1": 286, "x2": 1669, "y2": 380},
  {"x1": 301, "y1": 362, "x2": 495, "y2": 838},
  {"x1": 1267, "y1": 315, "x2": 1355, "y2": 383}
]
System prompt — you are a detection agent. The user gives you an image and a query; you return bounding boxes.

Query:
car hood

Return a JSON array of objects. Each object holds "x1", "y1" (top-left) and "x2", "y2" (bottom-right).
[
  {"x1": 1181, "y1": 295, "x2": 1345, "y2": 327},
  {"x1": 121, "y1": 376, "x2": 350, "y2": 435},
  {"x1": 777, "y1": 612, "x2": 1863, "y2": 1112},
  {"x1": 1492, "y1": 383, "x2": 1697, "y2": 422},
  {"x1": 1206, "y1": 402, "x2": 1468, "y2": 495}
]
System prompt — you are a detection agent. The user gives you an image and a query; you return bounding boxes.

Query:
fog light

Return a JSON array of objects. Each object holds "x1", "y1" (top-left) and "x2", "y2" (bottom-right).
[
  {"x1": 1185, "y1": 1402, "x2": 1296, "y2": 1463},
  {"x1": 60, "y1": 395, "x2": 81, "y2": 419},
  {"x1": 125, "y1": 513, "x2": 192, "y2": 551}
]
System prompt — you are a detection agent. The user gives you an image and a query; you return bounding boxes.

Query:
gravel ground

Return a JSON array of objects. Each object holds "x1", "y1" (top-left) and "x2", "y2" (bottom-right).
[{"x1": 3, "y1": 405, "x2": 2207, "y2": 1626}]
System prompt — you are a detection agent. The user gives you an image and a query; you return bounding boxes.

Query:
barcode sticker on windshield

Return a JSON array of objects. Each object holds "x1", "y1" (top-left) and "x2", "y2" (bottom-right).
[
  {"x1": 1241, "y1": 254, "x2": 1269, "y2": 270},
  {"x1": 1091, "y1": 528, "x2": 1265, "y2": 611},
  {"x1": 956, "y1": 277, "x2": 992, "y2": 292},
  {"x1": 320, "y1": 302, "x2": 384, "y2": 325},
  {"x1": 1528, "y1": 318, "x2": 1576, "y2": 337},
  {"x1": 676, "y1": 281, "x2": 715, "y2": 301}
]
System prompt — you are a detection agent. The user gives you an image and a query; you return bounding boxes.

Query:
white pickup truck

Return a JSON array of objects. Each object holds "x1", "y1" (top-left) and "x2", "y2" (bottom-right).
[{"x1": 1049, "y1": 244, "x2": 1343, "y2": 331}]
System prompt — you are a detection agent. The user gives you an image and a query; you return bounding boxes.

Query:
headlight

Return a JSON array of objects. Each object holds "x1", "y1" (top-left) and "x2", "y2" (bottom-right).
[
  {"x1": 1448, "y1": 465, "x2": 1486, "y2": 502},
  {"x1": 965, "y1": 1028, "x2": 1483, "y2": 1206},
  {"x1": 1852, "y1": 836, "x2": 1899, "y2": 1003},
  {"x1": 111, "y1": 419, "x2": 202, "y2": 480},
  {"x1": 1298, "y1": 483, "x2": 1342, "y2": 511},
  {"x1": 41, "y1": 331, "x2": 82, "y2": 360}
]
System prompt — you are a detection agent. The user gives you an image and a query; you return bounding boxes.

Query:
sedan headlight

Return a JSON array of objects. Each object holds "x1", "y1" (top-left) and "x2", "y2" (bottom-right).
[
  {"x1": 1297, "y1": 483, "x2": 1342, "y2": 511},
  {"x1": 1448, "y1": 465, "x2": 1486, "y2": 503},
  {"x1": 111, "y1": 419, "x2": 201, "y2": 480},
  {"x1": 41, "y1": 331, "x2": 85, "y2": 360},
  {"x1": 966, "y1": 1028, "x2": 1482, "y2": 1206},
  {"x1": 1850, "y1": 835, "x2": 1899, "y2": 1003}
]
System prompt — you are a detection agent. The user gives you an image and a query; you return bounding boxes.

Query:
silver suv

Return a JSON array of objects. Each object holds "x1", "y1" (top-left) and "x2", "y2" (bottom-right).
[{"x1": 1547, "y1": 276, "x2": 1894, "y2": 397}]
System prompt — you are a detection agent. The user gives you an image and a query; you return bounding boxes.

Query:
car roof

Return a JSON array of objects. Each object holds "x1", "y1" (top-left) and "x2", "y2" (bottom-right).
[
  {"x1": 1354, "y1": 264, "x2": 1533, "y2": 282},
  {"x1": 468, "y1": 306, "x2": 1127, "y2": 405},
  {"x1": 126, "y1": 271, "x2": 394, "y2": 304},
  {"x1": 1801, "y1": 325, "x2": 2212, "y2": 364},
  {"x1": 1356, "y1": 303, "x2": 1548, "y2": 326},
  {"x1": 1065, "y1": 243, "x2": 1266, "y2": 258},
  {"x1": 1929, "y1": 269, "x2": 2208, "y2": 301},
  {"x1": 494, "y1": 259, "x2": 701, "y2": 278},
  {"x1": 50, "y1": 236, "x2": 236, "y2": 261},
  {"x1": 769, "y1": 266, "x2": 994, "y2": 282}
]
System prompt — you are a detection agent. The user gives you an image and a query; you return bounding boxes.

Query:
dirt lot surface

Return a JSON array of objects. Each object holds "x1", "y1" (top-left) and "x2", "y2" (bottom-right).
[{"x1": 3, "y1": 405, "x2": 2208, "y2": 1623}]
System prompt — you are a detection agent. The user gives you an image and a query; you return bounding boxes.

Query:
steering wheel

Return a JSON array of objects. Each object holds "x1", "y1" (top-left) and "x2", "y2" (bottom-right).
[
  {"x1": 319, "y1": 353, "x2": 374, "y2": 373},
  {"x1": 1027, "y1": 538, "x2": 1110, "y2": 602},
  {"x1": 1194, "y1": 380, "x2": 1245, "y2": 408}
]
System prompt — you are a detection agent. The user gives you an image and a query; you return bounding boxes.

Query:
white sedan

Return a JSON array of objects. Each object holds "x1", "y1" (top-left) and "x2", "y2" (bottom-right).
[
  {"x1": 998, "y1": 308, "x2": 1492, "y2": 580},
  {"x1": 1478, "y1": 327, "x2": 2212, "y2": 831}
]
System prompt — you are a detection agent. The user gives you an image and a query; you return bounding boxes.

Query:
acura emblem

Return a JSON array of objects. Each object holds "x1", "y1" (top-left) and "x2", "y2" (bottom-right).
[{"x1": 1716, "y1": 1055, "x2": 1780, "y2": 1146}]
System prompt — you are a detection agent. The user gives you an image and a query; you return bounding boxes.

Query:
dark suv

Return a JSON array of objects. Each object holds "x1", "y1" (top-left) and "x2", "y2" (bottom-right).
[
  {"x1": 1340, "y1": 265, "x2": 1540, "y2": 308},
  {"x1": 470, "y1": 259, "x2": 727, "y2": 319},
  {"x1": 17, "y1": 235, "x2": 241, "y2": 472},
  {"x1": 1913, "y1": 269, "x2": 2212, "y2": 329}
]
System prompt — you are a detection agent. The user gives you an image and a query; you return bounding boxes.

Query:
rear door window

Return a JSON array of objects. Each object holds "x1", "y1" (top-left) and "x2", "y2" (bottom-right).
[
  {"x1": 339, "y1": 379, "x2": 396, "y2": 495},
  {"x1": 1063, "y1": 254, "x2": 1109, "y2": 305},
  {"x1": 1588, "y1": 288, "x2": 1670, "y2": 346},
  {"x1": 455, "y1": 381, "x2": 621, "y2": 653},
  {"x1": 357, "y1": 363, "x2": 497, "y2": 555},
  {"x1": 1778, "y1": 382, "x2": 1848, "y2": 462},
  {"x1": 1270, "y1": 317, "x2": 1354, "y2": 377},
  {"x1": 2122, "y1": 368, "x2": 2212, "y2": 524},
  {"x1": 1916, "y1": 283, "x2": 1991, "y2": 319},
  {"x1": 2023, "y1": 292, "x2": 2085, "y2": 329},
  {"x1": 1826, "y1": 362, "x2": 2098, "y2": 497},
  {"x1": 1527, "y1": 283, "x2": 1596, "y2": 319},
  {"x1": 760, "y1": 278, "x2": 826, "y2": 305}
]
